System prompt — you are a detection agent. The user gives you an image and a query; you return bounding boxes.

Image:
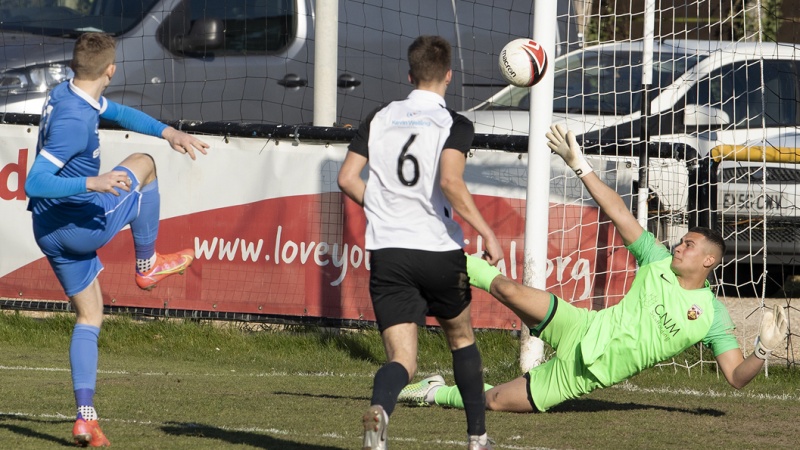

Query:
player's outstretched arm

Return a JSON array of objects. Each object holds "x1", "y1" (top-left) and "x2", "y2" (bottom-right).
[
  {"x1": 440, "y1": 148, "x2": 503, "y2": 265},
  {"x1": 716, "y1": 305, "x2": 788, "y2": 389},
  {"x1": 161, "y1": 127, "x2": 209, "y2": 160},
  {"x1": 100, "y1": 102, "x2": 209, "y2": 159},
  {"x1": 546, "y1": 124, "x2": 643, "y2": 246}
]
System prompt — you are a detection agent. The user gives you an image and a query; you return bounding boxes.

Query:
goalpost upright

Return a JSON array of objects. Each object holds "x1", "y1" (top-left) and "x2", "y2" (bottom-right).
[
  {"x1": 637, "y1": 0, "x2": 656, "y2": 229},
  {"x1": 519, "y1": 2, "x2": 559, "y2": 371}
]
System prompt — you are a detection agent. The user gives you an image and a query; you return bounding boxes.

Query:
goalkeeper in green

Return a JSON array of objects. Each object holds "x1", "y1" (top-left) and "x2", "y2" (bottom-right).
[{"x1": 399, "y1": 125, "x2": 789, "y2": 413}]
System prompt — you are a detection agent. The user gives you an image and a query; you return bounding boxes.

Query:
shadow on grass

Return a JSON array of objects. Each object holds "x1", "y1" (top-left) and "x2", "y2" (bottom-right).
[
  {"x1": 549, "y1": 398, "x2": 725, "y2": 416},
  {"x1": 161, "y1": 422, "x2": 344, "y2": 449},
  {"x1": 397, "y1": 398, "x2": 724, "y2": 417},
  {"x1": 0, "y1": 414, "x2": 74, "y2": 447},
  {"x1": 272, "y1": 390, "x2": 369, "y2": 402},
  {"x1": 315, "y1": 331, "x2": 382, "y2": 364}
]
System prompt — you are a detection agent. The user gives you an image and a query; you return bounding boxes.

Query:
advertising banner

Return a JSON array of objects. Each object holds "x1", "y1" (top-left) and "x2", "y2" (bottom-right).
[{"x1": 1, "y1": 124, "x2": 634, "y2": 329}]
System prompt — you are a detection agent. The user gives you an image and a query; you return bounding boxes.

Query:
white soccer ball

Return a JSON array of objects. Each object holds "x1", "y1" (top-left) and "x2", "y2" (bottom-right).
[{"x1": 498, "y1": 38, "x2": 548, "y2": 87}]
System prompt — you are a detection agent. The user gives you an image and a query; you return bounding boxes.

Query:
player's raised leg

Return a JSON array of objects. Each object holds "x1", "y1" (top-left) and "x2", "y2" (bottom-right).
[
  {"x1": 467, "y1": 255, "x2": 551, "y2": 329},
  {"x1": 118, "y1": 153, "x2": 194, "y2": 290}
]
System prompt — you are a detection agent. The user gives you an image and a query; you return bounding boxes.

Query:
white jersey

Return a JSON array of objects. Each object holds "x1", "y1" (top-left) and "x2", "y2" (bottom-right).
[{"x1": 348, "y1": 89, "x2": 475, "y2": 251}]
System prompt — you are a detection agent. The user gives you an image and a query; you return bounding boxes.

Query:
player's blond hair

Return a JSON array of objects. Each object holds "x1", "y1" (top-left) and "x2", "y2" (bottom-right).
[
  {"x1": 71, "y1": 33, "x2": 117, "y2": 80},
  {"x1": 408, "y1": 35, "x2": 451, "y2": 85}
]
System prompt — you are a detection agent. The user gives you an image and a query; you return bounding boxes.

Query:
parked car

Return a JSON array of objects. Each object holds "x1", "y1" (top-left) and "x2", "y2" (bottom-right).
[
  {"x1": 462, "y1": 39, "x2": 800, "y2": 291},
  {"x1": 0, "y1": 0, "x2": 577, "y2": 126}
]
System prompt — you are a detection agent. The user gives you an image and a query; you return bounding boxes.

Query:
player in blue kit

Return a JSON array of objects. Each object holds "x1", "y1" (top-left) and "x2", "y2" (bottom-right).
[{"x1": 24, "y1": 33, "x2": 208, "y2": 447}]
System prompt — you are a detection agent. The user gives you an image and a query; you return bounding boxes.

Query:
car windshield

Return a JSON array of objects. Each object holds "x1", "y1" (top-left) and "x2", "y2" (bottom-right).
[
  {"x1": 0, "y1": 0, "x2": 160, "y2": 37},
  {"x1": 477, "y1": 48, "x2": 707, "y2": 116}
]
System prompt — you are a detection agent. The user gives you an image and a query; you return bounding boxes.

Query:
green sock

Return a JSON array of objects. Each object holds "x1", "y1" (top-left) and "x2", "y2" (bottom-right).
[
  {"x1": 466, "y1": 255, "x2": 501, "y2": 292},
  {"x1": 433, "y1": 383, "x2": 494, "y2": 409}
]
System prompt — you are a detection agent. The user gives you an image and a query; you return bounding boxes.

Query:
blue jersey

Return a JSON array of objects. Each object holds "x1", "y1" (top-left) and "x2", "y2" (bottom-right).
[
  {"x1": 27, "y1": 80, "x2": 167, "y2": 226},
  {"x1": 28, "y1": 81, "x2": 104, "y2": 221}
]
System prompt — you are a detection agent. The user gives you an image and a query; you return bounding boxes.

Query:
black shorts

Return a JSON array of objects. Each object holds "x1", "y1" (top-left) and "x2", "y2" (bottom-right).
[{"x1": 369, "y1": 248, "x2": 471, "y2": 332}]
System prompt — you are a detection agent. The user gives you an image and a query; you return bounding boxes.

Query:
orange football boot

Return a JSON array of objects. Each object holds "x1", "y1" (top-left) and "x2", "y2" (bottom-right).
[
  {"x1": 135, "y1": 249, "x2": 194, "y2": 290},
  {"x1": 72, "y1": 418, "x2": 110, "y2": 447}
]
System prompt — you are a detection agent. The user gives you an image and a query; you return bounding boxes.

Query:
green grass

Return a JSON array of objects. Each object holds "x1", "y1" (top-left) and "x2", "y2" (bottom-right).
[{"x1": 1, "y1": 311, "x2": 799, "y2": 449}]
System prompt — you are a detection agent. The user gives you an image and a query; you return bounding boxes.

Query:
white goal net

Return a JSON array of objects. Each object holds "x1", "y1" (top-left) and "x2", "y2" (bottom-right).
[{"x1": 509, "y1": 0, "x2": 800, "y2": 370}]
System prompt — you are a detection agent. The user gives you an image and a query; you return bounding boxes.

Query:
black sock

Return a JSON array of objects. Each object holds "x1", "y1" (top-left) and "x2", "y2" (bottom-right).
[
  {"x1": 453, "y1": 343, "x2": 486, "y2": 436},
  {"x1": 370, "y1": 361, "x2": 409, "y2": 416}
]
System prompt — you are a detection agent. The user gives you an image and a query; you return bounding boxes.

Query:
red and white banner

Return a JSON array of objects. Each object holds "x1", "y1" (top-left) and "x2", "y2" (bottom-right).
[{"x1": 0, "y1": 124, "x2": 635, "y2": 329}]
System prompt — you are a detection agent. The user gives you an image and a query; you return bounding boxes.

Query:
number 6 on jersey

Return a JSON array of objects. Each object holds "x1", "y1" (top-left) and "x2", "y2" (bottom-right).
[{"x1": 397, "y1": 134, "x2": 419, "y2": 186}]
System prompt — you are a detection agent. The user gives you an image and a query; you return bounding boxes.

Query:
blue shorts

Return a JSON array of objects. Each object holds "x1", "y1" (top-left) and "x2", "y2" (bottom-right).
[{"x1": 33, "y1": 167, "x2": 143, "y2": 297}]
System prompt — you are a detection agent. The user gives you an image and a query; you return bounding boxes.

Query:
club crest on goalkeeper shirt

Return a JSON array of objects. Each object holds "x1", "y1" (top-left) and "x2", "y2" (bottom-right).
[{"x1": 687, "y1": 304, "x2": 704, "y2": 321}]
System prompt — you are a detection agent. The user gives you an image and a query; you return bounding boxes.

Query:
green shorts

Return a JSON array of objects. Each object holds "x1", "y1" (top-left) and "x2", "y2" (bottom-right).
[{"x1": 525, "y1": 295, "x2": 605, "y2": 412}]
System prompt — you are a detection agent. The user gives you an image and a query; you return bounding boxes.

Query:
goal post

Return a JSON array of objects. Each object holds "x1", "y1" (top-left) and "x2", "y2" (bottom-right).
[{"x1": 515, "y1": 2, "x2": 558, "y2": 371}]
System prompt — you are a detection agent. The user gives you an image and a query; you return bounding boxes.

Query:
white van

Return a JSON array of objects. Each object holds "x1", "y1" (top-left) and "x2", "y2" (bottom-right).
[{"x1": 0, "y1": 0, "x2": 577, "y2": 126}]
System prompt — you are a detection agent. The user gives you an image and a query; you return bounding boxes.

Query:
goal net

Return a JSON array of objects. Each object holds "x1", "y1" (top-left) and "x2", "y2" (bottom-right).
[{"x1": 500, "y1": 0, "x2": 800, "y2": 370}]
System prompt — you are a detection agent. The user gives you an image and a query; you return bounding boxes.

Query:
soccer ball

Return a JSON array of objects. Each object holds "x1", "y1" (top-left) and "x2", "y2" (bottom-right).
[{"x1": 498, "y1": 38, "x2": 548, "y2": 87}]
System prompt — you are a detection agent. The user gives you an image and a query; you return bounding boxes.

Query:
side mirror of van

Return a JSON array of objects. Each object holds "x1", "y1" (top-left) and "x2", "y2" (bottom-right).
[
  {"x1": 173, "y1": 18, "x2": 224, "y2": 56},
  {"x1": 684, "y1": 104, "x2": 730, "y2": 127}
]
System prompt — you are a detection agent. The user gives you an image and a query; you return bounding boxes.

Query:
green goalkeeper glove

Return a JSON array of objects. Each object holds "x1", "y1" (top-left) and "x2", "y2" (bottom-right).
[
  {"x1": 754, "y1": 304, "x2": 788, "y2": 360},
  {"x1": 545, "y1": 124, "x2": 593, "y2": 178}
]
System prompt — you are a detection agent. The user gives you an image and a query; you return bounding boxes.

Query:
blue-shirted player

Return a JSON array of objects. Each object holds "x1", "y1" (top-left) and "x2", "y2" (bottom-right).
[{"x1": 24, "y1": 33, "x2": 209, "y2": 447}]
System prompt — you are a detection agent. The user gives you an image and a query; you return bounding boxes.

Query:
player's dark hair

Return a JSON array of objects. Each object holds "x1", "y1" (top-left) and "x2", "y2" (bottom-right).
[
  {"x1": 408, "y1": 35, "x2": 451, "y2": 85},
  {"x1": 71, "y1": 33, "x2": 116, "y2": 80},
  {"x1": 689, "y1": 226, "x2": 726, "y2": 259}
]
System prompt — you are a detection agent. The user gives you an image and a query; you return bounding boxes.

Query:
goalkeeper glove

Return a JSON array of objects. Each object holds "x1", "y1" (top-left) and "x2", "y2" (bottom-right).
[
  {"x1": 545, "y1": 124, "x2": 593, "y2": 178},
  {"x1": 754, "y1": 304, "x2": 788, "y2": 360}
]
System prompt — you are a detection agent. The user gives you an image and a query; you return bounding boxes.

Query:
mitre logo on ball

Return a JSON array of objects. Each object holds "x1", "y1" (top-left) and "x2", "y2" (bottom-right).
[{"x1": 499, "y1": 38, "x2": 548, "y2": 87}]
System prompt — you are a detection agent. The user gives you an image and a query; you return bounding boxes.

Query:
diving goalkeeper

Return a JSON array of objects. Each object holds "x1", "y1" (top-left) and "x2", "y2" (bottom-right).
[{"x1": 399, "y1": 125, "x2": 789, "y2": 413}]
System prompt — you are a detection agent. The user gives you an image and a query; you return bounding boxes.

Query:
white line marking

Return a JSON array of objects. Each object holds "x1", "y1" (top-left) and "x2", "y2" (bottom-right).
[
  {"x1": 0, "y1": 410, "x2": 546, "y2": 449},
  {"x1": 0, "y1": 365, "x2": 373, "y2": 377},
  {"x1": 613, "y1": 381, "x2": 800, "y2": 401}
]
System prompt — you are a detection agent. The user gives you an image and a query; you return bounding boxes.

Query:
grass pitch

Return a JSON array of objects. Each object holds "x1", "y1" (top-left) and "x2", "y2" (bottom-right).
[{"x1": 1, "y1": 311, "x2": 798, "y2": 449}]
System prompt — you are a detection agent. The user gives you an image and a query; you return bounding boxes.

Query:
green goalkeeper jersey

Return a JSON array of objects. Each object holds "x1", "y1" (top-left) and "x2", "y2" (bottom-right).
[{"x1": 579, "y1": 231, "x2": 738, "y2": 387}]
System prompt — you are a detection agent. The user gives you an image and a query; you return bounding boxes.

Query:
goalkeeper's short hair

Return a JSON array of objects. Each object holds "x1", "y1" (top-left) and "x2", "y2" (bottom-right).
[{"x1": 689, "y1": 226, "x2": 726, "y2": 261}]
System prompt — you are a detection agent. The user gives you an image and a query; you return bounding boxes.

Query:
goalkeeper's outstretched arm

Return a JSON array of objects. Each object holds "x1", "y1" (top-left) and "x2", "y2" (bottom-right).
[
  {"x1": 716, "y1": 305, "x2": 789, "y2": 389},
  {"x1": 545, "y1": 125, "x2": 643, "y2": 246}
]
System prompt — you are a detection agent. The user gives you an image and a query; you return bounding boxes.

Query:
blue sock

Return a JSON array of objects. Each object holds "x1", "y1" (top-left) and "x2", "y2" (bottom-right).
[
  {"x1": 70, "y1": 324, "x2": 100, "y2": 408},
  {"x1": 75, "y1": 388, "x2": 94, "y2": 408},
  {"x1": 130, "y1": 178, "x2": 159, "y2": 262}
]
